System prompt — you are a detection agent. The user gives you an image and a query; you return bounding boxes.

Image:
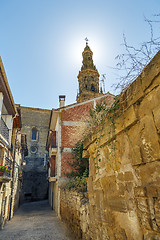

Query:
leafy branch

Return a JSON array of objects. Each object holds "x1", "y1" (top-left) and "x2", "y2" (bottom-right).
[{"x1": 64, "y1": 142, "x2": 89, "y2": 193}]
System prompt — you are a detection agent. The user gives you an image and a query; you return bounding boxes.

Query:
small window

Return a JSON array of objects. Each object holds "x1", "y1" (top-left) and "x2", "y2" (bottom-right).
[
  {"x1": 32, "y1": 128, "x2": 38, "y2": 141},
  {"x1": 30, "y1": 146, "x2": 38, "y2": 153},
  {"x1": 91, "y1": 84, "x2": 95, "y2": 92}
]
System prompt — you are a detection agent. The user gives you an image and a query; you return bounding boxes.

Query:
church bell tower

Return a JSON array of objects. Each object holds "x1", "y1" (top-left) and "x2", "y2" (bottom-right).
[{"x1": 76, "y1": 41, "x2": 103, "y2": 103}]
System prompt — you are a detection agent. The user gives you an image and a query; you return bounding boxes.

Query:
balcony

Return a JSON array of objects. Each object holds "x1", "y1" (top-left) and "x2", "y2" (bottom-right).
[
  {"x1": 48, "y1": 155, "x2": 56, "y2": 182},
  {"x1": 0, "y1": 117, "x2": 9, "y2": 143},
  {"x1": 49, "y1": 131, "x2": 57, "y2": 157},
  {"x1": 0, "y1": 170, "x2": 11, "y2": 182}
]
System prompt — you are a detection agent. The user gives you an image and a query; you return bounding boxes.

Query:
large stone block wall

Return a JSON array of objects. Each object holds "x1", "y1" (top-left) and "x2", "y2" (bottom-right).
[
  {"x1": 60, "y1": 190, "x2": 90, "y2": 240},
  {"x1": 60, "y1": 51, "x2": 160, "y2": 239}
]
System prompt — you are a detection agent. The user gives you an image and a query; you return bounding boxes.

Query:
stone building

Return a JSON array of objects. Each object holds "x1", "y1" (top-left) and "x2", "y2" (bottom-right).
[
  {"x1": 20, "y1": 106, "x2": 51, "y2": 202},
  {"x1": 47, "y1": 43, "x2": 115, "y2": 216},
  {"x1": 11, "y1": 107, "x2": 28, "y2": 215},
  {"x1": 0, "y1": 58, "x2": 26, "y2": 228}
]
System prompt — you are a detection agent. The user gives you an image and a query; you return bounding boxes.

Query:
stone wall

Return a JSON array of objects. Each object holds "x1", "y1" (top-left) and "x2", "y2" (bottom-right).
[
  {"x1": 60, "y1": 190, "x2": 90, "y2": 240},
  {"x1": 60, "y1": 51, "x2": 160, "y2": 239}
]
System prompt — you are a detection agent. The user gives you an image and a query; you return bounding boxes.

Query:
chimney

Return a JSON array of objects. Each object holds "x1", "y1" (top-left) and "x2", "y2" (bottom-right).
[{"x1": 59, "y1": 95, "x2": 65, "y2": 108}]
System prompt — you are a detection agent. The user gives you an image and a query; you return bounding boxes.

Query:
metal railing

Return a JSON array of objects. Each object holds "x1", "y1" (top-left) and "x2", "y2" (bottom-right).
[
  {"x1": 0, "y1": 117, "x2": 9, "y2": 142},
  {"x1": 0, "y1": 170, "x2": 11, "y2": 179},
  {"x1": 3, "y1": 170, "x2": 11, "y2": 178}
]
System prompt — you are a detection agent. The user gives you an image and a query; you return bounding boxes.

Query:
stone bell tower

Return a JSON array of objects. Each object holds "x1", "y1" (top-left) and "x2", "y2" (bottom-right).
[{"x1": 76, "y1": 41, "x2": 103, "y2": 103}]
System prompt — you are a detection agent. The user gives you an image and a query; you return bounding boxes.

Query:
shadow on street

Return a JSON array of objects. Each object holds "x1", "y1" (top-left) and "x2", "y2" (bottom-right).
[{"x1": 0, "y1": 200, "x2": 73, "y2": 240}]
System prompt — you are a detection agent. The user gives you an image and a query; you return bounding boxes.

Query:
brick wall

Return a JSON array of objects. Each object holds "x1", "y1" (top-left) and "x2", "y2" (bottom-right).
[
  {"x1": 62, "y1": 101, "x2": 93, "y2": 122},
  {"x1": 60, "y1": 94, "x2": 114, "y2": 177}
]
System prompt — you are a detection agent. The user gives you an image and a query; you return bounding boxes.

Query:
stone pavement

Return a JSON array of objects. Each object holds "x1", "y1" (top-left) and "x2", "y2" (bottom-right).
[{"x1": 0, "y1": 200, "x2": 73, "y2": 240}]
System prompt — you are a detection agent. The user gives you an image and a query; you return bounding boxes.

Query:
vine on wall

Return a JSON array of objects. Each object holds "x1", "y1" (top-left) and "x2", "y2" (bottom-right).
[
  {"x1": 64, "y1": 142, "x2": 89, "y2": 193},
  {"x1": 89, "y1": 96, "x2": 121, "y2": 173},
  {"x1": 63, "y1": 95, "x2": 128, "y2": 190}
]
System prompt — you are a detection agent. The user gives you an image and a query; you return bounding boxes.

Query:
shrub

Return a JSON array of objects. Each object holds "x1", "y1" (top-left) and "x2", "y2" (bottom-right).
[{"x1": 65, "y1": 142, "x2": 89, "y2": 192}]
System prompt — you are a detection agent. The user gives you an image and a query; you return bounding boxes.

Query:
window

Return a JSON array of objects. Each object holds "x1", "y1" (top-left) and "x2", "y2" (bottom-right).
[
  {"x1": 30, "y1": 146, "x2": 37, "y2": 153},
  {"x1": 91, "y1": 84, "x2": 95, "y2": 92},
  {"x1": 32, "y1": 128, "x2": 38, "y2": 141}
]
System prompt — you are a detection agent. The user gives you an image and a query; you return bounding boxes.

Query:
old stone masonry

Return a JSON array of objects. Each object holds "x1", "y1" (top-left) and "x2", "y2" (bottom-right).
[{"x1": 0, "y1": 44, "x2": 160, "y2": 240}]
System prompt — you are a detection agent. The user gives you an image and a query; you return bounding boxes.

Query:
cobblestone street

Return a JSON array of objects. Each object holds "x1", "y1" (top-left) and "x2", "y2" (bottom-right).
[{"x1": 0, "y1": 200, "x2": 73, "y2": 240}]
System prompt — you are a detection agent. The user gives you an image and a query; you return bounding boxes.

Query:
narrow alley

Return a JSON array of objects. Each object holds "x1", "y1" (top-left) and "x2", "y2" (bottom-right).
[{"x1": 0, "y1": 200, "x2": 73, "y2": 240}]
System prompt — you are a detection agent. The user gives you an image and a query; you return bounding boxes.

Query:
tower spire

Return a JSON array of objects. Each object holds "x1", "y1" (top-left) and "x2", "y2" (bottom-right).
[
  {"x1": 76, "y1": 41, "x2": 103, "y2": 103},
  {"x1": 85, "y1": 37, "x2": 89, "y2": 45}
]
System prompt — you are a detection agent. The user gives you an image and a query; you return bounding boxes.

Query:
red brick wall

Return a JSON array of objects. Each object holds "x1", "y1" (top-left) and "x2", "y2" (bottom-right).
[
  {"x1": 61, "y1": 152, "x2": 74, "y2": 177},
  {"x1": 61, "y1": 95, "x2": 115, "y2": 176},
  {"x1": 62, "y1": 125, "x2": 87, "y2": 148},
  {"x1": 62, "y1": 101, "x2": 93, "y2": 122}
]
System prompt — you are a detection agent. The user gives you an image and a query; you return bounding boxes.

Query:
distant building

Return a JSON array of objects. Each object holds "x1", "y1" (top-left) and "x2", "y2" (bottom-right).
[{"x1": 20, "y1": 106, "x2": 51, "y2": 202}]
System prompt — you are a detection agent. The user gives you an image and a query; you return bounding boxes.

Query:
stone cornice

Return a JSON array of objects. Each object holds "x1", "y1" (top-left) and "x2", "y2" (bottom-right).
[{"x1": 77, "y1": 69, "x2": 100, "y2": 79}]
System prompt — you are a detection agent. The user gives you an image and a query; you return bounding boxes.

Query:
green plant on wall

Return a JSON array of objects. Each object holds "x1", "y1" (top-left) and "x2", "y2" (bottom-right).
[
  {"x1": 0, "y1": 165, "x2": 12, "y2": 173},
  {"x1": 66, "y1": 141, "x2": 89, "y2": 178},
  {"x1": 64, "y1": 97, "x2": 122, "y2": 190},
  {"x1": 65, "y1": 141, "x2": 89, "y2": 192},
  {"x1": 89, "y1": 96, "x2": 121, "y2": 172}
]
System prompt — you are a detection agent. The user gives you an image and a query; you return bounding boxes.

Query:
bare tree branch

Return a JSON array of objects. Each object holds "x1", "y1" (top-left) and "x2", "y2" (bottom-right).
[{"x1": 113, "y1": 14, "x2": 160, "y2": 91}]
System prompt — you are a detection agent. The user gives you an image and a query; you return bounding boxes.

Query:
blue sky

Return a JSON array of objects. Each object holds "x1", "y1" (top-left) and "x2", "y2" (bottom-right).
[{"x1": 0, "y1": 0, "x2": 159, "y2": 109}]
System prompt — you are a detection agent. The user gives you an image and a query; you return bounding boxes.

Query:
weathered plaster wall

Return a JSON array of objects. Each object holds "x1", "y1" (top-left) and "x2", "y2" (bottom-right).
[{"x1": 60, "y1": 51, "x2": 160, "y2": 240}]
